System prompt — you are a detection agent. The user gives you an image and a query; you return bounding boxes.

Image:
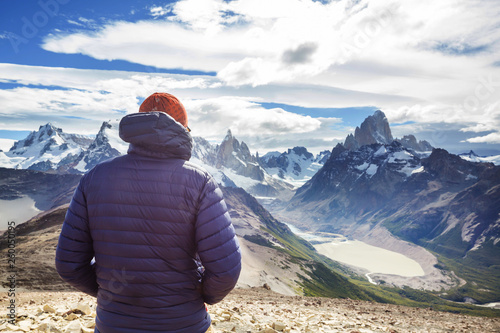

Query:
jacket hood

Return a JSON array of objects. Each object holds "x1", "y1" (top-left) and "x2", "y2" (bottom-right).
[{"x1": 119, "y1": 112, "x2": 192, "y2": 160}]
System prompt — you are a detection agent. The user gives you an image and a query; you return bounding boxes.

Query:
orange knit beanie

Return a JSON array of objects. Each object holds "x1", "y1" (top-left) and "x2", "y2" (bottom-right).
[{"x1": 139, "y1": 92, "x2": 189, "y2": 130}]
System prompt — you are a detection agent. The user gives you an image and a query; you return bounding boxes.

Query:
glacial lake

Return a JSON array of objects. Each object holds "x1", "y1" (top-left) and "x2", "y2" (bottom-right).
[
  {"x1": 286, "y1": 223, "x2": 425, "y2": 278},
  {"x1": 0, "y1": 196, "x2": 41, "y2": 231}
]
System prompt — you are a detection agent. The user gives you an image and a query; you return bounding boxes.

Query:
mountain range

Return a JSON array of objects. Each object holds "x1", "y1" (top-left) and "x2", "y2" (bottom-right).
[
  {"x1": 0, "y1": 122, "x2": 326, "y2": 200},
  {"x1": 283, "y1": 112, "x2": 500, "y2": 262},
  {"x1": 276, "y1": 111, "x2": 500, "y2": 304},
  {"x1": 1, "y1": 110, "x2": 499, "y2": 307}
]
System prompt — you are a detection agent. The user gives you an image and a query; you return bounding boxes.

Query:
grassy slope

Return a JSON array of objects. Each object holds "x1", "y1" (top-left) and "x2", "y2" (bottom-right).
[
  {"x1": 263, "y1": 217, "x2": 499, "y2": 317},
  {"x1": 384, "y1": 216, "x2": 500, "y2": 305}
]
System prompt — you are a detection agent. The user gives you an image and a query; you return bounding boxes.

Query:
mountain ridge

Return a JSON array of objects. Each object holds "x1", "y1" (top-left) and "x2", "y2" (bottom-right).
[
  {"x1": 1, "y1": 110, "x2": 499, "y2": 304},
  {"x1": 278, "y1": 112, "x2": 500, "y2": 304}
]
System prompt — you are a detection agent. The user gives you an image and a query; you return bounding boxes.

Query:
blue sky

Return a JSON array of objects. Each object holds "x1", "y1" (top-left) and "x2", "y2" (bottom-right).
[{"x1": 0, "y1": 0, "x2": 499, "y2": 155}]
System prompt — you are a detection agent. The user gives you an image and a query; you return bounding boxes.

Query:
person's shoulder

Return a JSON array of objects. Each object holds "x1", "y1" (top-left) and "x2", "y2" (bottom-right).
[
  {"x1": 181, "y1": 160, "x2": 214, "y2": 179},
  {"x1": 80, "y1": 155, "x2": 129, "y2": 180}
]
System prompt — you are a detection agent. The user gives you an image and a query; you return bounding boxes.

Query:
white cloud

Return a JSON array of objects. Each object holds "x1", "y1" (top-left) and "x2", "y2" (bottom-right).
[
  {"x1": 5, "y1": 0, "x2": 500, "y2": 154},
  {"x1": 0, "y1": 64, "x2": 345, "y2": 152},
  {"x1": 386, "y1": 100, "x2": 500, "y2": 148},
  {"x1": 67, "y1": 19, "x2": 84, "y2": 27},
  {"x1": 149, "y1": 5, "x2": 174, "y2": 18},
  {"x1": 39, "y1": 0, "x2": 500, "y2": 112},
  {"x1": 464, "y1": 132, "x2": 500, "y2": 144},
  {"x1": 184, "y1": 97, "x2": 346, "y2": 155},
  {"x1": 185, "y1": 96, "x2": 322, "y2": 138}
]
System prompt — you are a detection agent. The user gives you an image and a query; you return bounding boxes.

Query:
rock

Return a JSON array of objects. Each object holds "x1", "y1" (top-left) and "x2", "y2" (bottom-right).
[
  {"x1": 81, "y1": 327, "x2": 94, "y2": 333},
  {"x1": 37, "y1": 323, "x2": 63, "y2": 333},
  {"x1": 63, "y1": 320, "x2": 82, "y2": 333},
  {"x1": 221, "y1": 312, "x2": 232, "y2": 321},
  {"x1": 6, "y1": 323, "x2": 23, "y2": 331},
  {"x1": 17, "y1": 320, "x2": 32, "y2": 332},
  {"x1": 2, "y1": 289, "x2": 499, "y2": 333},
  {"x1": 65, "y1": 313, "x2": 79, "y2": 321},
  {"x1": 272, "y1": 321, "x2": 286, "y2": 331},
  {"x1": 82, "y1": 318, "x2": 96, "y2": 329},
  {"x1": 74, "y1": 303, "x2": 92, "y2": 316},
  {"x1": 263, "y1": 327, "x2": 278, "y2": 333},
  {"x1": 43, "y1": 304, "x2": 57, "y2": 313}
]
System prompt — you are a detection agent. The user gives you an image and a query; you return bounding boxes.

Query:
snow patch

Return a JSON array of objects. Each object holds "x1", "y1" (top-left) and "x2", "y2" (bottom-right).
[
  {"x1": 374, "y1": 146, "x2": 387, "y2": 156},
  {"x1": 411, "y1": 166, "x2": 424, "y2": 174},
  {"x1": 466, "y1": 174, "x2": 478, "y2": 181},
  {"x1": 105, "y1": 120, "x2": 128, "y2": 154},
  {"x1": 356, "y1": 162, "x2": 369, "y2": 171},
  {"x1": 388, "y1": 150, "x2": 413, "y2": 162},
  {"x1": 366, "y1": 164, "x2": 378, "y2": 176}
]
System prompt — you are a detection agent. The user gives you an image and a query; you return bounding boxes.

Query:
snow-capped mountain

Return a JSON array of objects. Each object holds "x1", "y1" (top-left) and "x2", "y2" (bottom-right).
[
  {"x1": 290, "y1": 140, "x2": 425, "y2": 216},
  {"x1": 344, "y1": 110, "x2": 433, "y2": 154},
  {"x1": 396, "y1": 134, "x2": 433, "y2": 153},
  {"x1": 71, "y1": 121, "x2": 128, "y2": 173},
  {"x1": 191, "y1": 130, "x2": 295, "y2": 200},
  {"x1": 0, "y1": 123, "x2": 93, "y2": 172},
  {"x1": 260, "y1": 147, "x2": 331, "y2": 187},
  {"x1": 216, "y1": 130, "x2": 265, "y2": 181},
  {"x1": 459, "y1": 150, "x2": 500, "y2": 165},
  {"x1": 2, "y1": 110, "x2": 498, "y2": 207},
  {"x1": 281, "y1": 111, "x2": 500, "y2": 272},
  {"x1": 0, "y1": 122, "x2": 296, "y2": 199}
]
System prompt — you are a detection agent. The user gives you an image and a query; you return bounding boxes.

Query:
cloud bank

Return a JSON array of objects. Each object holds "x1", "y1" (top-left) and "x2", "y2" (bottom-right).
[{"x1": 0, "y1": 0, "x2": 499, "y2": 154}]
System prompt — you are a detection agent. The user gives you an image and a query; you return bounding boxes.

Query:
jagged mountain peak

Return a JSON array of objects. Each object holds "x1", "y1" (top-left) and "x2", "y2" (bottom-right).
[
  {"x1": 38, "y1": 122, "x2": 60, "y2": 133},
  {"x1": 460, "y1": 150, "x2": 479, "y2": 157},
  {"x1": 355, "y1": 110, "x2": 393, "y2": 146},
  {"x1": 423, "y1": 148, "x2": 490, "y2": 183},
  {"x1": 260, "y1": 146, "x2": 331, "y2": 187},
  {"x1": 222, "y1": 129, "x2": 234, "y2": 143},
  {"x1": 288, "y1": 146, "x2": 313, "y2": 159},
  {"x1": 343, "y1": 110, "x2": 393, "y2": 150},
  {"x1": 216, "y1": 130, "x2": 264, "y2": 181},
  {"x1": 343, "y1": 111, "x2": 433, "y2": 153},
  {"x1": 10, "y1": 123, "x2": 63, "y2": 152},
  {"x1": 72, "y1": 120, "x2": 127, "y2": 173},
  {"x1": 3, "y1": 123, "x2": 94, "y2": 172},
  {"x1": 396, "y1": 135, "x2": 433, "y2": 153}
]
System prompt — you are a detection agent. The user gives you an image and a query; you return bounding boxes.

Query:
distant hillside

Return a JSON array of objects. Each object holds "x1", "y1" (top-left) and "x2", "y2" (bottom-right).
[{"x1": 0, "y1": 167, "x2": 81, "y2": 210}]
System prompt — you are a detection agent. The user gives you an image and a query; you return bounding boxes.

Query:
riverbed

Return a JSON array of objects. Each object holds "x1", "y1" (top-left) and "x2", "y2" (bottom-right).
[{"x1": 286, "y1": 223, "x2": 425, "y2": 278}]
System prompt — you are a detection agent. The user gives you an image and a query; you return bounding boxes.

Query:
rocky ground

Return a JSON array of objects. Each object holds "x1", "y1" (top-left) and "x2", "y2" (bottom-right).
[{"x1": 1, "y1": 287, "x2": 499, "y2": 333}]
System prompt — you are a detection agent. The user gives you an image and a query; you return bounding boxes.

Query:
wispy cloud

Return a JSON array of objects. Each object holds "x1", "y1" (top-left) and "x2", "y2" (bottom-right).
[
  {"x1": 41, "y1": 0, "x2": 500, "y2": 93},
  {"x1": 149, "y1": 5, "x2": 174, "y2": 18},
  {"x1": 0, "y1": 64, "x2": 346, "y2": 153},
  {"x1": 2, "y1": 0, "x2": 500, "y2": 153}
]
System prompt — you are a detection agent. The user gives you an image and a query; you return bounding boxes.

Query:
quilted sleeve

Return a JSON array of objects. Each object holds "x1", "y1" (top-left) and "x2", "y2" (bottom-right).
[
  {"x1": 55, "y1": 177, "x2": 98, "y2": 297},
  {"x1": 195, "y1": 176, "x2": 241, "y2": 305}
]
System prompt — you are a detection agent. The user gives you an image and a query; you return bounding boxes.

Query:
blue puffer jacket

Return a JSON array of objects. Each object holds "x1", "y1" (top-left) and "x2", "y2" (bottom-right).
[{"x1": 55, "y1": 112, "x2": 241, "y2": 333}]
